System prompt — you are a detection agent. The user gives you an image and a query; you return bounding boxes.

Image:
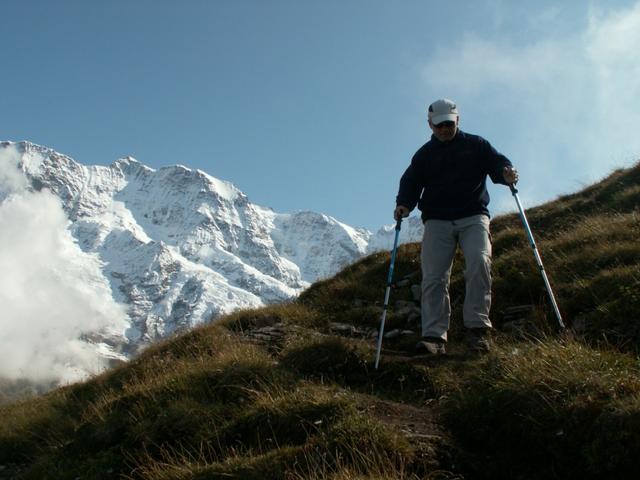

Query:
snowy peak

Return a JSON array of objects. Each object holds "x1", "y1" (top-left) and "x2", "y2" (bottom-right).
[
  {"x1": 3, "y1": 141, "x2": 407, "y2": 360},
  {"x1": 272, "y1": 211, "x2": 371, "y2": 282},
  {"x1": 111, "y1": 156, "x2": 153, "y2": 178}
]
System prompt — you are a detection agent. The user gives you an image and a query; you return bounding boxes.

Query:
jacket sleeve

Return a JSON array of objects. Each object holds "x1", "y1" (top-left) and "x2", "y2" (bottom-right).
[
  {"x1": 396, "y1": 159, "x2": 423, "y2": 211},
  {"x1": 480, "y1": 138, "x2": 513, "y2": 185}
]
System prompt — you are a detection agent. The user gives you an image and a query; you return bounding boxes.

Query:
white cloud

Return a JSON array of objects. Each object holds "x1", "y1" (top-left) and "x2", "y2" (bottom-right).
[
  {"x1": 585, "y1": 4, "x2": 640, "y2": 136},
  {"x1": 0, "y1": 146, "x2": 129, "y2": 385},
  {"x1": 422, "y1": 2, "x2": 640, "y2": 211},
  {"x1": 0, "y1": 144, "x2": 28, "y2": 196}
]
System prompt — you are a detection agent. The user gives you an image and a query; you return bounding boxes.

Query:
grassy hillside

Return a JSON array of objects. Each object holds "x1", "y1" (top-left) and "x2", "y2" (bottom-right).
[{"x1": 2, "y1": 163, "x2": 640, "y2": 479}]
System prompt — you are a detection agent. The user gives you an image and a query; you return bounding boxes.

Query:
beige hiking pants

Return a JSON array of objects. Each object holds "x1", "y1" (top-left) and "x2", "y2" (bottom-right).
[{"x1": 421, "y1": 214, "x2": 492, "y2": 341}]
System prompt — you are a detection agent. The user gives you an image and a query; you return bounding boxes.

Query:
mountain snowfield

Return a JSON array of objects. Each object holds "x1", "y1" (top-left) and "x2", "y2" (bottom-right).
[{"x1": 0, "y1": 141, "x2": 424, "y2": 382}]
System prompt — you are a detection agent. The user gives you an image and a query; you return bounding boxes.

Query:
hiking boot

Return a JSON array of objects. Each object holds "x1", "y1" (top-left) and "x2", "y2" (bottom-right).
[
  {"x1": 466, "y1": 328, "x2": 492, "y2": 353},
  {"x1": 416, "y1": 337, "x2": 446, "y2": 355}
]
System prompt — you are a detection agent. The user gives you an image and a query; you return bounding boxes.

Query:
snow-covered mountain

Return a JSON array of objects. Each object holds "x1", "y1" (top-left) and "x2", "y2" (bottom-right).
[{"x1": 0, "y1": 141, "x2": 423, "y2": 361}]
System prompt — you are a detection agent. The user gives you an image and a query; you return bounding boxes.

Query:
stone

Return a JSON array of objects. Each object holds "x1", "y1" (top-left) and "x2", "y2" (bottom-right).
[
  {"x1": 395, "y1": 300, "x2": 419, "y2": 315},
  {"x1": 407, "y1": 310, "x2": 421, "y2": 326},
  {"x1": 411, "y1": 284, "x2": 422, "y2": 302},
  {"x1": 384, "y1": 329, "x2": 402, "y2": 339},
  {"x1": 330, "y1": 322, "x2": 357, "y2": 334}
]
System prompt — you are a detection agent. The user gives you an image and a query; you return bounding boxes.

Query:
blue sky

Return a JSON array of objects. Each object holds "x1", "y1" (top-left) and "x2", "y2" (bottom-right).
[{"x1": 3, "y1": 0, "x2": 640, "y2": 231}]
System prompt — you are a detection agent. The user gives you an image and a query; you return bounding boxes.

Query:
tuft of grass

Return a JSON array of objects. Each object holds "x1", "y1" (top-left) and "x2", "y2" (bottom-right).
[
  {"x1": 318, "y1": 414, "x2": 414, "y2": 475},
  {"x1": 218, "y1": 302, "x2": 324, "y2": 332},
  {"x1": 280, "y1": 335, "x2": 444, "y2": 403},
  {"x1": 217, "y1": 386, "x2": 353, "y2": 454},
  {"x1": 133, "y1": 407, "x2": 414, "y2": 480},
  {"x1": 444, "y1": 338, "x2": 640, "y2": 479},
  {"x1": 280, "y1": 336, "x2": 372, "y2": 384}
]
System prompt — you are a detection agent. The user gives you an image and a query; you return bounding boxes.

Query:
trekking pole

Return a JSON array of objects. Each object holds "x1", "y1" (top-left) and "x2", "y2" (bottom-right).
[
  {"x1": 374, "y1": 217, "x2": 403, "y2": 369},
  {"x1": 509, "y1": 184, "x2": 565, "y2": 329}
]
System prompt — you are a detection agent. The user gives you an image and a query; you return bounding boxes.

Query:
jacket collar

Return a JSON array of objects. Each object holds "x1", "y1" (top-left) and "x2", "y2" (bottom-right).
[{"x1": 430, "y1": 129, "x2": 463, "y2": 145}]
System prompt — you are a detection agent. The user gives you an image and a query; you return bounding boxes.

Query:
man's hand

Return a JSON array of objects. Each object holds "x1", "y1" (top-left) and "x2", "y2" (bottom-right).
[
  {"x1": 394, "y1": 205, "x2": 410, "y2": 221},
  {"x1": 503, "y1": 166, "x2": 519, "y2": 185}
]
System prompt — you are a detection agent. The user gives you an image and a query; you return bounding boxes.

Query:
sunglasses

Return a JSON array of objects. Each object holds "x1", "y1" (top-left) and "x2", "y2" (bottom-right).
[{"x1": 433, "y1": 121, "x2": 456, "y2": 129}]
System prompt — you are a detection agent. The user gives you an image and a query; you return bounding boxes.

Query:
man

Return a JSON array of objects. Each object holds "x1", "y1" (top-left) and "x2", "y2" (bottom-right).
[{"x1": 394, "y1": 98, "x2": 518, "y2": 354}]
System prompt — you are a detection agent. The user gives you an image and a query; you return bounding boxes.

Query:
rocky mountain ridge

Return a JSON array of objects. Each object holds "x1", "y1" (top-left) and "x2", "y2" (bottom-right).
[{"x1": 0, "y1": 141, "x2": 424, "y2": 360}]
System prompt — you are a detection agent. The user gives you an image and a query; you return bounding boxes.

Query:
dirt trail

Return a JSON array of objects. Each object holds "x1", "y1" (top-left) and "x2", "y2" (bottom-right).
[{"x1": 354, "y1": 391, "x2": 464, "y2": 479}]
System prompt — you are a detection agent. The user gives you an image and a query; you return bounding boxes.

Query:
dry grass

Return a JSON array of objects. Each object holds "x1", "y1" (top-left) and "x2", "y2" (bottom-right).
[
  {"x1": 2, "y1": 162, "x2": 640, "y2": 479},
  {"x1": 445, "y1": 337, "x2": 640, "y2": 479},
  {"x1": 218, "y1": 301, "x2": 324, "y2": 332}
]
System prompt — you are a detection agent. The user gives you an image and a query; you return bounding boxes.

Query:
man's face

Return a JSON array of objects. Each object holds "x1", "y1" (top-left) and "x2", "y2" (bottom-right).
[{"x1": 429, "y1": 117, "x2": 459, "y2": 142}]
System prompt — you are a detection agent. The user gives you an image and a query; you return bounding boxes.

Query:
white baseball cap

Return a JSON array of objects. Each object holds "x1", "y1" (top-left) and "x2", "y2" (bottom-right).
[{"x1": 428, "y1": 98, "x2": 459, "y2": 125}]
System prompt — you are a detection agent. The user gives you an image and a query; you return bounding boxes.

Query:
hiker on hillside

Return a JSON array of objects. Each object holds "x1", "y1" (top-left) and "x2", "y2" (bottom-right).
[{"x1": 394, "y1": 98, "x2": 518, "y2": 354}]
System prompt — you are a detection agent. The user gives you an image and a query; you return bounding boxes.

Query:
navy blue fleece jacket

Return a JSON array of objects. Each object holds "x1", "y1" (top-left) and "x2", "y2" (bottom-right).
[{"x1": 396, "y1": 130, "x2": 512, "y2": 221}]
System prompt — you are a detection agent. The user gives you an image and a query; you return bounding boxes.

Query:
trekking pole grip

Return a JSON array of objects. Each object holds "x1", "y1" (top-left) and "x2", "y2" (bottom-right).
[{"x1": 395, "y1": 217, "x2": 403, "y2": 231}]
